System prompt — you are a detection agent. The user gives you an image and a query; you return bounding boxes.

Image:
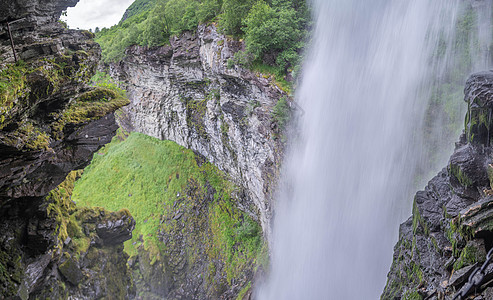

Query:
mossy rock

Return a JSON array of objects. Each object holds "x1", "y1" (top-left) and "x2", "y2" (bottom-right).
[
  {"x1": 453, "y1": 240, "x2": 487, "y2": 270},
  {"x1": 58, "y1": 258, "x2": 83, "y2": 285}
]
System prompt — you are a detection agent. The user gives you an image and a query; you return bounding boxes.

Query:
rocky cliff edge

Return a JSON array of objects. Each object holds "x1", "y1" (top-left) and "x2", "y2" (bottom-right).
[
  {"x1": 383, "y1": 71, "x2": 493, "y2": 300},
  {"x1": 0, "y1": 0, "x2": 134, "y2": 298},
  {"x1": 110, "y1": 24, "x2": 291, "y2": 241}
]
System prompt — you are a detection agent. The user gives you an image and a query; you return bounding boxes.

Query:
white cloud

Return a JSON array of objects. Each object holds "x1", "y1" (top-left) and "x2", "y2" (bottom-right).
[{"x1": 64, "y1": 0, "x2": 135, "y2": 30}]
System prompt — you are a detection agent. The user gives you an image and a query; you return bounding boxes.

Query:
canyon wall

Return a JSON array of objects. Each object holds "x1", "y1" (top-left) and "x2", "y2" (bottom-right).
[
  {"x1": 111, "y1": 24, "x2": 289, "y2": 239},
  {"x1": 0, "y1": 0, "x2": 134, "y2": 298},
  {"x1": 383, "y1": 71, "x2": 493, "y2": 300}
]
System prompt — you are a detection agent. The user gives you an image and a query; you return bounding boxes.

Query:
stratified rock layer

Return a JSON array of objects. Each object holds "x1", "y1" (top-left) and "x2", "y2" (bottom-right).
[
  {"x1": 383, "y1": 71, "x2": 493, "y2": 299},
  {"x1": 111, "y1": 24, "x2": 288, "y2": 239},
  {"x1": 0, "y1": 0, "x2": 133, "y2": 298}
]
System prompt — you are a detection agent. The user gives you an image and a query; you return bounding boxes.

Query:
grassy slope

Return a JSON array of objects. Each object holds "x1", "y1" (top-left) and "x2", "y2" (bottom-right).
[{"x1": 72, "y1": 131, "x2": 264, "y2": 281}]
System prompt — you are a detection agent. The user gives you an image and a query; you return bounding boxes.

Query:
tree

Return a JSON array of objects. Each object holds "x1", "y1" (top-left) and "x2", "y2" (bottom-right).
[
  {"x1": 220, "y1": 0, "x2": 255, "y2": 35},
  {"x1": 243, "y1": 0, "x2": 307, "y2": 71}
]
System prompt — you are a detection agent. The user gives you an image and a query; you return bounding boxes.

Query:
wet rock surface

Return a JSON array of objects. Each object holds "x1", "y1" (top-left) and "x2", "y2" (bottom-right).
[
  {"x1": 0, "y1": 0, "x2": 133, "y2": 298},
  {"x1": 383, "y1": 71, "x2": 493, "y2": 299}
]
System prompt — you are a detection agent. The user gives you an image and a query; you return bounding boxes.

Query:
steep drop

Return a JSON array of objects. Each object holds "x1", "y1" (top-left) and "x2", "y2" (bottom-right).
[{"x1": 261, "y1": 0, "x2": 490, "y2": 299}]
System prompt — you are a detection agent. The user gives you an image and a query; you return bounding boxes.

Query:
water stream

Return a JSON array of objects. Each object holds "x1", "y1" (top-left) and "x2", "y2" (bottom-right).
[{"x1": 260, "y1": 0, "x2": 491, "y2": 299}]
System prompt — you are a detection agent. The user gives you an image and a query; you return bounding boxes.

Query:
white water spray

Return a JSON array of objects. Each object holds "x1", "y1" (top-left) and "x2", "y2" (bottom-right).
[{"x1": 260, "y1": 0, "x2": 491, "y2": 299}]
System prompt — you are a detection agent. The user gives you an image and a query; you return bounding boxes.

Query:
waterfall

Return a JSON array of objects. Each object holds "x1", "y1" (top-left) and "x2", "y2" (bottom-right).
[{"x1": 260, "y1": 0, "x2": 491, "y2": 299}]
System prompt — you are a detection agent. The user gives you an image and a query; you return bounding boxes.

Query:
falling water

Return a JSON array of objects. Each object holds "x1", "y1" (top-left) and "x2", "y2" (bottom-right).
[{"x1": 260, "y1": 0, "x2": 491, "y2": 299}]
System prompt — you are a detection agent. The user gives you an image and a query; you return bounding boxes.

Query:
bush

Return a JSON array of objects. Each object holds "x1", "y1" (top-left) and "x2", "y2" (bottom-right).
[
  {"x1": 94, "y1": 0, "x2": 310, "y2": 81},
  {"x1": 243, "y1": 0, "x2": 308, "y2": 72},
  {"x1": 271, "y1": 96, "x2": 290, "y2": 131}
]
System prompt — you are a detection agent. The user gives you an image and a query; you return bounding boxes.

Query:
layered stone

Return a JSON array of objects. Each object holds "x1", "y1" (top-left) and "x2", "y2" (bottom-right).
[{"x1": 111, "y1": 24, "x2": 288, "y2": 240}]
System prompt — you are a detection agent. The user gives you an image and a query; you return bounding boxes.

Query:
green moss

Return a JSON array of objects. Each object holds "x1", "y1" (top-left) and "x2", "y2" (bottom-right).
[
  {"x1": 449, "y1": 163, "x2": 473, "y2": 188},
  {"x1": 0, "y1": 121, "x2": 51, "y2": 151},
  {"x1": 89, "y1": 71, "x2": 127, "y2": 97},
  {"x1": 412, "y1": 199, "x2": 429, "y2": 236},
  {"x1": 45, "y1": 170, "x2": 82, "y2": 250},
  {"x1": 58, "y1": 258, "x2": 83, "y2": 285},
  {"x1": 236, "y1": 281, "x2": 251, "y2": 300},
  {"x1": 453, "y1": 243, "x2": 485, "y2": 270},
  {"x1": 429, "y1": 235, "x2": 441, "y2": 254},
  {"x1": 0, "y1": 243, "x2": 23, "y2": 297},
  {"x1": 402, "y1": 289, "x2": 423, "y2": 300},
  {"x1": 220, "y1": 115, "x2": 238, "y2": 163},
  {"x1": 271, "y1": 96, "x2": 290, "y2": 137},
  {"x1": 221, "y1": 120, "x2": 229, "y2": 136},
  {"x1": 0, "y1": 61, "x2": 28, "y2": 127},
  {"x1": 487, "y1": 164, "x2": 493, "y2": 190},
  {"x1": 185, "y1": 97, "x2": 209, "y2": 140},
  {"x1": 72, "y1": 131, "x2": 264, "y2": 292},
  {"x1": 51, "y1": 87, "x2": 129, "y2": 137},
  {"x1": 77, "y1": 88, "x2": 118, "y2": 102},
  {"x1": 208, "y1": 196, "x2": 262, "y2": 283}
]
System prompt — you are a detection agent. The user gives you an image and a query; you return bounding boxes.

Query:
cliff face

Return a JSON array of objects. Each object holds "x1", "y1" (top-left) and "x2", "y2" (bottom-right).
[
  {"x1": 0, "y1": 0, "x2": 134, "y2": 298},
  {"x1": 111, "y1": 24, "x2": 288, "y2": 239},
  {"x1": 383, "y1": 72, "x2": 493, "y2": 299}
]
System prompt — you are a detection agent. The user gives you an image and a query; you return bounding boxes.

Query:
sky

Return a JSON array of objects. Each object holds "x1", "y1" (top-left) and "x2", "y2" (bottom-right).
[{"x1": 64, "y1": 0, "x2": 135, "y2": 30}]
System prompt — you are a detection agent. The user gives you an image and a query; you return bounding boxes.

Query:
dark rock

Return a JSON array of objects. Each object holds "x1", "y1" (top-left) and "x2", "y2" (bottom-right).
[
  {"x1": 449, "y1": 144, "x2": 489, "y2": 188},
  {"x1": 0, "y1": 0, "x2": 131, "y2": 298},
  {"x1": 383, "y1": 70, "x2": 493, "y2": 300},
  {"x1": 465, "y1": 71, "x2": 493, "y2": 108},
  {"x1": 445, "y1": 256, "x2": 456, "y2": 270},
  {"x1": 449, "y1": 264, "x2": 477, "y2": 287},
  {"x1": 58, "y1": 258, "x2": 83, "y2": 285},
  {"x1": 23, "y1": 253, "x2": 51, "y2": 292},
  {"x1": 96, "y1": 210, "x2": 135, "y2": 245},
  {"x1": 446, "y1": 194, "x2": 475, "y2": 217},
  {"x1": 459, "y1": 197, "x2": 493, "y2": 237},
  {"x1": 464, "y1": 71, "x2": 493, "y2": 145},
  {"x1": 483, "y1": 287, "x2": 493, "y2": 298}
]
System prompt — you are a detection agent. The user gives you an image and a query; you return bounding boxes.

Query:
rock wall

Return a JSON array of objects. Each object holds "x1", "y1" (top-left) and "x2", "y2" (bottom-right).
[
  {"x1": 383, "y1": 71, "x2": 493, "y2": 300},
  {"x1": 0, "y1": 0, "x2": 134, "y2": 298},
  {"x1": 111, "y1": 24, "x2": 288, "y2": 240}
]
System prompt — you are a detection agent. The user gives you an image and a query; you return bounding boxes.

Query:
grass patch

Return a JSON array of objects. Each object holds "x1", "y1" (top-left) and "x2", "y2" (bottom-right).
[
  {"x1": 251, "y1": 61, "x2": 292, "y2": 95},
  {"x1": 72, "y1": 131, "x2": 264, "y2": 278},
  {"x1": 0, "y1": 60, "x2": 28, "y2": 117}
]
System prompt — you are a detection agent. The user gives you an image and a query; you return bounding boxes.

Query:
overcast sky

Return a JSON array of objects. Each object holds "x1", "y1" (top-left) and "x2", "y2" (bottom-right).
[{"x1": 64, "y1": 0, "x2": 135, "y2": 30}]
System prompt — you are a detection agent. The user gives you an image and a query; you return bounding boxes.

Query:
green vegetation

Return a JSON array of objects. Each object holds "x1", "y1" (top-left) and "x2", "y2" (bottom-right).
[
  {"x1": 0, "y1": 56, "x2": 121, "y2": 151},
  {"x1": 38, "y1": 171, "x2": 134, "y2": 297},
  {"x1": 95, "y1": 0, "x2": 309, "y2": 81},
  {"x1": 45, "y1": 170, "x2": 83, "y2": 252},
  {"x1": 0, "y1": 60, "x2": 28, "y2": 120},
  {"x1": 123, "y1": 0, "x2": 156, "y2": 20},
  {"x1": 50, "y1": 88, "x2": 128, "y2": 138},
  {"x1": 89, "y1": 71, "x2": 127, "y2": 97},
  {"x1": 72, "y1": 131, "x2": 264, "y2": 284},
  {"x1": 421, "y1": 3, "x2": 484, "y2": 183},
  {"x1": 272, "y1": 96, "x2": 290, "y2": 131},
  {"x1": 453, "y1": 243, "x2": 483, "y2": 270},
  {"x1": 236, "y1": 281, "x2": 251, "y2": 300},
  {"x1": 50, "y1": 71, "x2": 129, "y2": 138},
  {"x1": 449, "y1": 163, "x2": 473, "y2": 188},
  {"x1": 402, "y1": 289, "x2": 423, "y2": 300},
  {"x1": 412, "y1": 199, "x2": 429, "y2": 236},
  {"x1": 242, "y1": 0, "x2": 307, "y2": 72}
]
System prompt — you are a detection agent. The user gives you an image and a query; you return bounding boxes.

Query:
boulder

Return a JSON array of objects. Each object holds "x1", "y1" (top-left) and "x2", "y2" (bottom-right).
[{"x1": 58, "y1": 258, "x2": 83, "y2": 285}]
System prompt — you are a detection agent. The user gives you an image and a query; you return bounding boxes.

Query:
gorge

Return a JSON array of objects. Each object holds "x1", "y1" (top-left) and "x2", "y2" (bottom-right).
[{"x1": 1, "y1": 0, "x2": 493, "y2": 299}]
